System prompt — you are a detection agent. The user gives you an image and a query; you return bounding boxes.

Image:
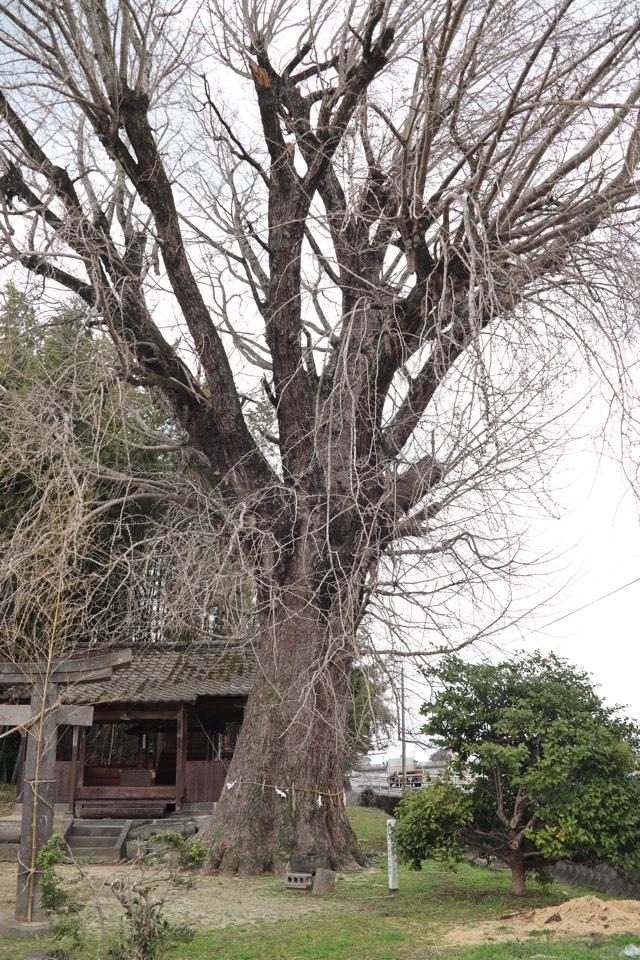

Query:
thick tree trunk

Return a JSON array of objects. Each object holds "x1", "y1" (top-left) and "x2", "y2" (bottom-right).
[
  {"x1": 203, "y1": 572, "x2": 366, "y2": 874},
  {"x1": 509, "y1": 856, "x2": 527, "y2": 896}
]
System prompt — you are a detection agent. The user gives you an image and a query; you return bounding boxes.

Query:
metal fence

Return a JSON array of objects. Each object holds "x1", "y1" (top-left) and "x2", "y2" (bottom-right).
[{"x1": 351, "y1": 764, "x2": 466, "y2": 798}]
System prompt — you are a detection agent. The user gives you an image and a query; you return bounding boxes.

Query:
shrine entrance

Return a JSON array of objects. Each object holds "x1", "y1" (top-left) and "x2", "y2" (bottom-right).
[
  {"x1": 54, "y1": 705, "x2": 186, "y2": 819},
  {"x1": 1, "y1": 644, "x2": 253, "y2": 921},
  {"x1": 78, "y1": 718, "x2": 178, "y2": 789},
  {"x1": 53, "y1": 716, "x2": 177, "y2": 819},
  {"x1": 51, "y1": 701, "x2": 243, "y2": 817}
]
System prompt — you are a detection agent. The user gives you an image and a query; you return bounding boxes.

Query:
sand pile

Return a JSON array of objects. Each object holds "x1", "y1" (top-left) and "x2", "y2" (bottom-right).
[
  {"x1": 543, "y1": 896, "x2": 640, "y2": 928},
  {"x1": 532, "y1": 895, "x2": 640, "y2": 931},
  {"x1": 445, "y1": 895, "x2": 640, "y2": 946}
]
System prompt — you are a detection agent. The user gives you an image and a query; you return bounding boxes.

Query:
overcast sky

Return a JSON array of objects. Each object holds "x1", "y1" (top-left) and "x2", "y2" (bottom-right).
[
  {"x1": 379, "y1": 422, "x2": 640, "y2": 764},
  {"x1": 525, "y1": 445, "x2": 640, "y2": 716}
]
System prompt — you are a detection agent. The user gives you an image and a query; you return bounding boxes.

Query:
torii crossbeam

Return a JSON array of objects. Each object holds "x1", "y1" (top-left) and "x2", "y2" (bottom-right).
[{"x1": 0, "y1": 649, "x2": 132, "y2": 923}]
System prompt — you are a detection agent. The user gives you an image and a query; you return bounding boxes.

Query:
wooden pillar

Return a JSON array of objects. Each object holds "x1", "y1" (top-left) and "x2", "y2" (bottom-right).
[
  {"x1": 77, "y1": 726, "x2": 86, "y2": 790},
  {"x1": 0, "y1": 648, "x2": 129, "y2": 927},
  {"x1": 15, "y1": 682, "x2": 58, "y2": 923},
  {"x1": 175, "y1": 705, "x2": 186, "y2": 812},
  {"x1": 67, "y1": 726, "x2": 79, "y2": 813}
]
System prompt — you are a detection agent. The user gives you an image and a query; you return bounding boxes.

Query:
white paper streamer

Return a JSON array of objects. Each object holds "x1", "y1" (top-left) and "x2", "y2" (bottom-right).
[{"x1": 316, "y1": 794, "x2": 323, "y2": 808}]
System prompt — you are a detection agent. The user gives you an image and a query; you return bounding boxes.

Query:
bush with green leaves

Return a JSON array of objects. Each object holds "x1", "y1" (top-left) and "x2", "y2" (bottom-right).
[
  {"x1": 37, "y1": 834, "x2": 83, "y2": 948},
  {"x1": 393, "y1": 653, "x2": 640, "y2": 895},
  {"x1": 149, "y1": 831, "x2": 207, "y2": 870}
]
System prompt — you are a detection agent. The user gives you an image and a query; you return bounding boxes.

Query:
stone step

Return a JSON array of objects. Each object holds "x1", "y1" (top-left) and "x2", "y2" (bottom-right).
[
  {"x1": 73, "y1": 818, "x2": 129, "y2": 825},
  {"x1": 76, "y1": 803, "x2": 168, "y2": 819},
  {"x1": 68, "y1": 835, "x2": 116, "y2": 848},
  {"x1": 71, "y1": 824, "x2": 122, "y2": 837},
  {"x1": 74, "y1": 807, "x2": 131, "y2": 820},
  {"x1": 128, "y1": 818, "x2": 195, "y2": 839},
  {"x1": 68, "y1": 846, "x2": 119, "y2": 863},
  {"x1": 0, "y1": 842, "x2": 19, "y2": 861},
  {"x1": 0, "y1": 824, "x2": 20, "y2": 843}
]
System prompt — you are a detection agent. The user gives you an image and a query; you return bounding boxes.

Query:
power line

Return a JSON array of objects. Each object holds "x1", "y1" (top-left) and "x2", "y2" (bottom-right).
[
  {"x1": 532, "y1": 574, "x2": 640, "y2": 633},
  {"x1": 374, "y1": 574, "x2": 640, "y2": 661}
]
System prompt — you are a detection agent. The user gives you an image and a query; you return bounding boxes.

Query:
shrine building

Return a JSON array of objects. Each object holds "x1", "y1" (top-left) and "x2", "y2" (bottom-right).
[{"x1": 12, "y1": 645, "x2": 253, "y2": 819}]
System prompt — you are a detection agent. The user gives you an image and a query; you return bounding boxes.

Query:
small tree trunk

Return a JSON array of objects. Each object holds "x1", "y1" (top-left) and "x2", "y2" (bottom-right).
[
  {"x1": 510, "y1": 856, "x2": 527, "y2": 896},
  {"x1": 203, "y1": 570, "x2": 365, "y2": 874}
]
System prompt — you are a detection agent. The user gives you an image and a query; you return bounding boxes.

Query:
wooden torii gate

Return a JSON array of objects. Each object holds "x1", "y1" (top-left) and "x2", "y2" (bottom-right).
[{"x1": 0, "y1": 649, "x2": 132, "y2": 923}]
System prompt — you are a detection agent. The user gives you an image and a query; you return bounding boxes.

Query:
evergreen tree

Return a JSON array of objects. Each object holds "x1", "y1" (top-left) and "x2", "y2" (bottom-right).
[
  {"x1": 0, "y1": 286, "x2": 173, "y2": 658},
  {"x1": 394, "y1": 654, "x2": 640, "y2": 895}
]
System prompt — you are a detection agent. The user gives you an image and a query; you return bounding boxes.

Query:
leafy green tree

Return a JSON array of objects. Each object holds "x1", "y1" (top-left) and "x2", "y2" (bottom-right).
[{"x1": 393, "y1": 654, "x2": 640, "y2": 895}]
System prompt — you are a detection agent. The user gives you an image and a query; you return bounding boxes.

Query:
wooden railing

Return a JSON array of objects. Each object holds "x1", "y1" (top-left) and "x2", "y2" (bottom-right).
[{"x1": 55, "y1": 758, "x2": 228, "y2": 805}]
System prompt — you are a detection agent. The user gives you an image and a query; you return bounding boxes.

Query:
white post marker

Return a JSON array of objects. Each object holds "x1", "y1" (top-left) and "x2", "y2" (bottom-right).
[{"x1": 387, "y1": 818, "x2": 398, "y2": 892}]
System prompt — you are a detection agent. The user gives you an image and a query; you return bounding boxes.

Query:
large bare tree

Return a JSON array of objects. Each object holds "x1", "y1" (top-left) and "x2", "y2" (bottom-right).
[{"x1": 0, "y1": 0, "x2": 639, "y2": 871}]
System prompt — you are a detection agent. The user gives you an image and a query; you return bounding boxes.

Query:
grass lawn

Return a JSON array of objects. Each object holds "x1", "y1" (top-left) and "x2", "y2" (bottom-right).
[
  {"x1": 0, "y1": 804, "x2": 638, "y2": 960},
  {"x1": 452, "y1": 937, "x2": 640, "y2": 959}
]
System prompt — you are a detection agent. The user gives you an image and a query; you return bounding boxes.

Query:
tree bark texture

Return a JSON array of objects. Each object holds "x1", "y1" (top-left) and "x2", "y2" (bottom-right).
[
  {"x1": 509, "y1": 857, "x2": 527, "y2": 897},
  {"x1": 203, "y1": 556, "x2": 365, "y2": 873}
]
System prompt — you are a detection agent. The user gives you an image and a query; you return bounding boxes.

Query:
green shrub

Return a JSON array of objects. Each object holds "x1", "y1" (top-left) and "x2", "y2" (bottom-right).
[
  {"x1": 37, "y1": 834, "x2": 83, "y2": 948},
  {"x1": 148, "y1": 831, "x2": 207, "y2": 870}
]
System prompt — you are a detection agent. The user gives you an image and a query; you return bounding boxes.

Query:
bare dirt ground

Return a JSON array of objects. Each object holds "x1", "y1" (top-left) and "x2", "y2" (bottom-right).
[
  {"x1": 445, "y1": 895, "x2": 640, "y2": 947},
  {"x1": 0, "y1": 789, "x2": 16, "y2": 819},
  {"x1": 0, "y1": 861, "x2": 333, "y2": 931}
]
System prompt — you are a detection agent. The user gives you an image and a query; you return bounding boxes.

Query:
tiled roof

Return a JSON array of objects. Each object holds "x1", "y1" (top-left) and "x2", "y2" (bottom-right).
[{"x1": 62, "y1": 647, "x2": 255, "y2": 705}]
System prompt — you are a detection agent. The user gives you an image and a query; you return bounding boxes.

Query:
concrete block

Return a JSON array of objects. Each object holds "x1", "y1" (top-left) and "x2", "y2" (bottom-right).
[
  {"x1": 0, "y1": 823, "x2": 20, "y2": 843},
  {"x1": 285, "y1": 872, "x2": 313, "y2": 891},
  {"x1": 0, "y1": 919, "x2": 50, "y2": 937}
]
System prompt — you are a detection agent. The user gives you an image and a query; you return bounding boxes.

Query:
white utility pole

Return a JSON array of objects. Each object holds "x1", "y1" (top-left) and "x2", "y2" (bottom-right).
[
  {"x1": 400, "y1": 666, "x2": 407, "y2": 782},
  {"x1": 387, "y1": 819, "x2": 398, "y2": 891}
]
